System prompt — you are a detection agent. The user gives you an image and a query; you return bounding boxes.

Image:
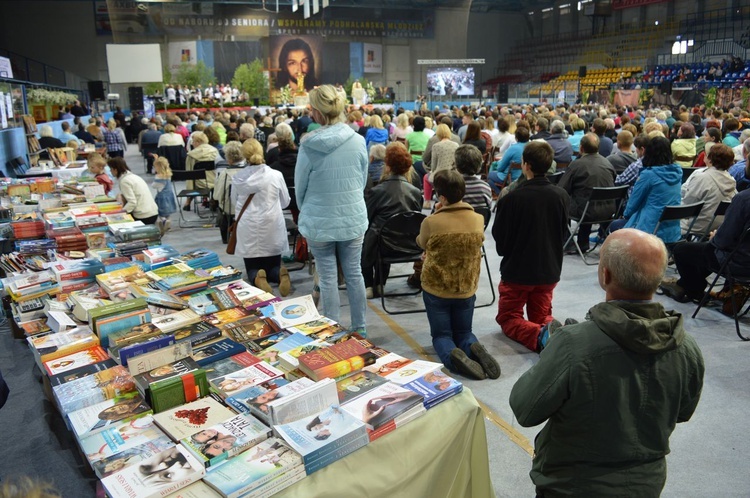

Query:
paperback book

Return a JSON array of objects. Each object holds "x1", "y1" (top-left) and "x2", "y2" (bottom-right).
[
  {"x1": 255, "y1": 332, "x2": 314, "y2": 367},
  {"x1": 297, "y1": 339, "x2": 378, "y2": 381},
  {"x1": 100, "y1": 444, "x2": 206, "y2": 498},
  {"x1": 91, "y1": 436, "x2": 176, "y2": 479},
  {"x1": 266, "y1": 378, "x2": 337, "y2": 427},
  {"x1": 79, "y1": 416, "x2": 166, "y2": 465},
  {"x1": 335, "y1": 370, "x2": 389, "y2": 405},
  {"x1": 27, "y1": 326, "x2": 99, "y2": 369},
  {"x1": 180, "y1": 413, "x2": 272, "y2": 469},
  {"x1": 340, "y1": 381, "x2": 424, "y2": 430},
  {"x1": 403, "y1": 370, "x2": 463, "y2": 409},
  {"x1": 68, "y1": 392, "x2": 152, "y2": 439},
  {"x1": 152, "y1": 309, "x2": 201, "y2": 334},
  {"x1": 191, "y1": 339, "x2": 246, "y2": 367},
  {"x1": 48, "y1": 358, "x2": 119, "y2": 387},
  {"x1": 208, "y1": 362, "x2": 284, "y2": 399},
  {"x1": 225, "y1": 378, "x2": 314, "y2": 425},
  {"x1": 221, "y1": 316, "x2": 280, "y2": 345},
  {"x1": 153, "y1": 397, "x2": 236, "y2": 441},
  {"x1": 202, "y1": 437, "x2": 304, "y2": 498},
  {"x1": 270, "y1": 294, "x2": 321, "y2": 329},
  {"x1": 53, "y1": 365, "x2": 136, "y2": 415},
  {"x1": 43, "y1": 345, "x2": 110, "y2": 376}
]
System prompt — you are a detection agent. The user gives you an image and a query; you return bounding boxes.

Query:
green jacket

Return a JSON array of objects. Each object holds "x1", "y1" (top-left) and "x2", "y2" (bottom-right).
[{"x1": 510, "y1": 301, "x2": 704, "y2": 497}]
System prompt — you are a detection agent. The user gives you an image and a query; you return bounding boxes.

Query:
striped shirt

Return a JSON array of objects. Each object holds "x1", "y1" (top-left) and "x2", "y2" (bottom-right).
[{"x1": 463, "y1": 175, "x2": 492, "y2": 210}]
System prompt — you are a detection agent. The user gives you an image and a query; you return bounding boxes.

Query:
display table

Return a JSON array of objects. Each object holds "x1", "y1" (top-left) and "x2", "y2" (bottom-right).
[
  {"x1": 277, "y1": 388, "x2": 494, "y2": 498},
  {"x1": 75, "y1": 145, "x2": 107, "y2": 159},
  {"x1": 25, "y1": 162, "x2": 89, "y2": 181}
]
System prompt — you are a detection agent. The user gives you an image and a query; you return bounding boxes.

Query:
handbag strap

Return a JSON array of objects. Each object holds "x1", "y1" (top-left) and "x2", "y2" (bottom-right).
[{"x1": 235, "y1": 193, "x2": 255, "y2": 222}]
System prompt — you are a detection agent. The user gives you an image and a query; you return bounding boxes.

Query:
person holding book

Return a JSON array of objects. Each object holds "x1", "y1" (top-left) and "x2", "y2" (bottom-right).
[
  {"x1": 231, "y1": 139, "x2": 291, "y2": 297},
  {"x1": 108, "y1": 157, "x2": 159, "y2": 225},
  {"x1": 416, "y1": 169, "x2": 501, "y2": 380},
  {"x1": 86, "y1": 153, "x2": 113, "y2": 196},
  {"x1": 295, "y1": 84, "x2": 369, "y2": 337}
]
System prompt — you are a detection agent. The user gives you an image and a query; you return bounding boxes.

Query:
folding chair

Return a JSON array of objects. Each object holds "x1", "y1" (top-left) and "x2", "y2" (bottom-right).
[
  {"x1": 141, "y1": 142, "x2": 159, "y2": 173},
  {"x1": 565, "y1": 185, "x2": 629, "y2": 265},
  {"x1": 653, "y1": 202, "x2": 704, "y2": 251},
  {"x1": 172, "y1": 170, "x2": 213, "y2": 228},
  {"x1": 473, "y1": 203, "x2": 497, "y2": 309},
  {"x1": 377, "y1": 211, "x2": 427, "y2": 315},
  {"x1": 696, "y1": 200, "x2": 731, "y2": 242},
  {"x1": 547, "y1": 171, "x2": 565, "y2": 185},
  {"x1": 681, "y1": 167, "x2": 700, "y2": 184},
  {"x1": 692, "y1": 226, "x2": 750, "y2": 341},
  {"x1": 158, "y1": 144, "x2": 186, "y2": 171}
]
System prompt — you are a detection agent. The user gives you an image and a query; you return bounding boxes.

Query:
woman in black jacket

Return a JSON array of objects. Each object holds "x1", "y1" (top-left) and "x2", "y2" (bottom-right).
[
  {"x1": 360, "y1": 142, "x2": 423, "y2": 298},
  {"x1": 269, "y1": 122, "x2": 299, "y2": 220}
]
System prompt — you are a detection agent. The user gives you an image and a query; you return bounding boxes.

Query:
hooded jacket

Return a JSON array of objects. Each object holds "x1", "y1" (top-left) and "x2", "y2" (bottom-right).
[
  {"x1": 671, "y1": 138, "x2": 697, "y2": 167},
  {"x1": 510, "y1": 301, "x2": 704, "y2": 498},
  {"x1": 680, "y1": 166, "x2": 736, "y2": 234},
  {"x1": 295, "y1": 123, "x2": 369, "y2": 242},
  {"x1": 365, "y1": 127, "x2": 389, "y2": 149},
  {"x1": 623, "y1": 163, "x2": 682, "y2": 243}
]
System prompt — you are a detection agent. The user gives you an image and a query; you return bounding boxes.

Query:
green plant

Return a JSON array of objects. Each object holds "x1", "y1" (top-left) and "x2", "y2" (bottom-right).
[
  {"x1": 231, "y1": 59, "x2": 269, "y2": 101},
  {"x1": 144, "y1": 65, "x2": 172, "y2": 96},
  {"x1": 704, "y1": 87, "x2": 717, "y2": 109},
  {"x1": 742, "y1": 87, "x2": 750, "y2": 111},
  {"x1": 173, "y1": 61, "x2": 215, "y2": 88},
  {"x1": 278, "y1": 85, "x2": 292, "y2": 105}
]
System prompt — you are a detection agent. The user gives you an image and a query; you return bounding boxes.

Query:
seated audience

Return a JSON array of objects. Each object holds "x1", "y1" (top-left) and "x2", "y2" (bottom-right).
[
  {"x1": 615, "y1": 133, "x2": 651, "y2": 195},
  {"x1": 567, "y1": 117, "x2": 586, "y2": 154},
  {"x1": 406, "y1": 116, "x2": 430, "y2": 165},
  {"x1": 592, "y1": 118, "x2": 614, "y2": 157},
  {"x1": 544, "y1": 120, "x2": 573, "y2": 165},
  {"x1": 722, "y1": 117, "x2": 741, "y2": 147},
  {"x1": 368, "y1": 144, "x2": 386, "y2": 185},
  {"x1": 455, "y1": 145, "x2": 492, "y2": 210},
  {"x1": 74, "y1": 123, "x2": 96, "y2": 144},
  {"x1": 463, "y1": 121, "x2": 487, "y2": 155},
  {"x1": 728, "y1": 140, "x2": 750, "y2": 192},
  {"x1": 183, "y1": 131, "x2": 219, "y2": 210},
  {"x1": 424, "y1": 124, "x2": 460, "y2": 209},
  {"x1": 158, "y1": 123, "x2": 185, "y2": 147},
  {"x1": 680, "y1": 143, "x2": 737, "y2": 235},
  {"x1": 608, "y1": 136, "x2": 682, "y2": 243},
  {"x1": 38, "y1": 125, "x2": 65, "y2": 152},
  {"x1": 365, "y1": 115, "x2": 389, "y2": 150},
  {"x1": 361, "y1": 143, "x2": 422, "y2": 299},
  {"x1": 58, "y1": 121, "x2": 81, "y2": 145},
  {"x1": 671, "y1": 122, "x2": 697, "y2": 167},
  {"x1": 608, "y1": 130, "x2": 637, "y2": 174},
  {"x1": 487, "y1": 126, "x2": 530, "y2": 196},
  {"x1": 693, "y1": 128, "x2": 722, "y2": 167}
]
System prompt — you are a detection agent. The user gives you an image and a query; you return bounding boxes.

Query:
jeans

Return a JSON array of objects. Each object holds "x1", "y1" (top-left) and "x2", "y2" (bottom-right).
[
  {"x1": 487, "y1": 170, "x2": 505, "y2": 195},
  {"x1": 423, "y1": 291, "x2": 478, "y2": 371},
  {"x1": 244, "y1": 255, "x2": 282, "y2": 284},
  {"x1": 413, "y1": 161, "x2": 426, "y2": 181},
  {"x1": 673, "y1": 241, "x2": 719, "y2": 299},
  {"x1": 496, "y1": 281, "x2": 556, "y2": 352},
  {"x1": 308, "y1": 236, "x2": 367, "y2": 330}
]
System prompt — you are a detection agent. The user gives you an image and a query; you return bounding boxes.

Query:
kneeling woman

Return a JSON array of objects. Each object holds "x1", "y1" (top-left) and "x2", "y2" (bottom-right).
[
  {"x1": 108, "y1": 157, "x2": 158, "y2": 224},
  {"x1": 232, "y1": 139, "x2": 292, "y2": 296}
]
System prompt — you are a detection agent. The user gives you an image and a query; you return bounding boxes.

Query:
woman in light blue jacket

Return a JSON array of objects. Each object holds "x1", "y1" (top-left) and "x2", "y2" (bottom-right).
[{"x1": 295, "y1": 85, "x2": 369, "y2": 335}]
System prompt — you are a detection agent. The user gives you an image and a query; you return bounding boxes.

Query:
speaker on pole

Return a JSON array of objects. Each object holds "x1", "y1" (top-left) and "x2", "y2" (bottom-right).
[
  {"x1": 498, "y1": 83, "x2": 509, "y2": 103},
  {"x1": 128, "y1": 86, "x2": 144, "y2": 111},
  {"x1": 578, "y1": 66, "x2": 587, "y2": 78},
  {"x1": 88, "y1": 81, "x2": 105, "y2": 101}
]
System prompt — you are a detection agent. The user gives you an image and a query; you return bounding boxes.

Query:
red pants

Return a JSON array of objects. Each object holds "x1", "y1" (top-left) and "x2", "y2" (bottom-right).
[{"x1": 496, "y1": 281, "x2": 557, "y2": 352}]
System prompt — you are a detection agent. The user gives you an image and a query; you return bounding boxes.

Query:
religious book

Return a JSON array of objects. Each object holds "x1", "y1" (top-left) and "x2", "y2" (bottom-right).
[
  {"x1": 53, "y1": 365, "x2": 136, "y2": 415},
  {"x1": 270, "y1": 294, "x2": 321, "y2": 329},
  {"x1": 27, "y1": 326, "x2": 100, "y2": 370},
  {"x1": 180, "y1": 414, "x2": 272, "y2": 469},
  {"x1": 340, "y1": 381, "x2": 424, "y2": 430},
  {"x1": 100, "y1": 445, "x2": 206, "y2": 498},
  {"x1": 79, "y1": 416, "x2": 166, "y2": 465},
  {"x1": 68, "y1": 392, "x2": 152, "y2": 439},
  {"x1": 43, "y1": 345, "x2": 110, "y2": 377},
  {"x1": 208, "y1": 362, "x2": 284, "y2": 399},
  {"x1": 225, "y1": 378, "x2": 314, "y2": 426},
  {"x1": 153, "y1": 397, "x2": 235, "y2": 442},
  {"x1": 297, "y1": 339, "x2": 378, "y2": 381},
  {"x1": 191, "y1": 339, "x2": 247, "y2": 367},
  {"x1": 403, "y1": 370, "x2": 463, "y2": 409},
  {"x1": 335, "y1": 370, "x2": 389, "y2": 405},
  {"x1": 91, "y1": 436, "x2": 176, "y2": 479}
]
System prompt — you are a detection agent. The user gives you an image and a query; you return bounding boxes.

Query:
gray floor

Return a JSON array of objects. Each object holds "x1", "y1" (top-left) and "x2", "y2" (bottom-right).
[{"x1": 1, "y1": 145, "x2": 748, "y2": 497}]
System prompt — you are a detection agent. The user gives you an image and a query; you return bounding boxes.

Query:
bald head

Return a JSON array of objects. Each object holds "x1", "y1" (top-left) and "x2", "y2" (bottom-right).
[
  {"x1": 580, "y1": 133, "x2": 600, "y2": 154},
  {"x1": 599, "y1": 229, "x2": 667, "y2": 300}
]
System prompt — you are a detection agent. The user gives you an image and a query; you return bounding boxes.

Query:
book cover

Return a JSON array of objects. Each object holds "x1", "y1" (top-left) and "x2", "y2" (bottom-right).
[
  {"x1": 362, "y1": 352, "x2": 415, "y2": 376},
  {"x1": 68, "y1": 392, "x2": 152, "y2": 439},
  {"x1": 403, "y1": 370, "x2": 463, "y2": 408},
  {"x1": 202, "y1": 437, "x2": 303, "y2": 498},
  {"x1": 129, "y1": 284, "x2": 188, "y2": 310},
  {"x1": 95, "y1": 308, "x2": 151, "y2": 349},
  {"x1": 240, "y1": 465, "x2": 306, "y2": 498},
  {"x1": 270, "y1": 295, "x2": 321, "y2": 329},
  {"x1": 382, "y1": 359, "x2": 444, "y2": 386},
  {"x1": 43, "y1": 346, "x2": 110, "y2": 376},
  {"x1": 89, "y1": 298, "x2": 148, "y2": 328},
  {"x1": 181, "y1": 414, "x2": 272, "y2": 469},
  {"x1": 209, "y1": 362, "x2": 284, "y2": 399},
  {"x1": 203, "y1": 352, "x2": 261, "y2": 381},
  {"x1": 101, "y1": 444, "x2": 206, "y2": 498},
  {"x1": 340, "y1": 381, "x2": 424, "y2": 430},
  {"x1": 297, "y1": 339, "x2": 377, "y2": 381},
  {"x1": 244, "y1": 330, "x2": 292, "y2": 354},
  {"x1": 221, "y1": 316, "x2": 279, "y2": 344},
  {"x1": 96, "y1": 265, "x2": 150, "y2": 294},
  {"x1": 150, "y1": 369, "x2": 210, "y2": 414},
  {"x1": 49, "y1": 358, "x2": 119, "y2": 387},
  {"x1": 127, "y1": 341, "x2": 192, "y2": 376},
  {"x1": 226, "y1": 378, "x2": 313, "y2": 425},
  {"x1": 19, "y1": 318, "x2": 51, "y2": 337},
  {"x1": 28, "y1": 326, "x2": 99, "y2": 367},
  {"x1": 266, "y1": 378, "x2": 338, "y2": 427},
  {"x1": 117, "y1": 334, "x2": 178, "y2": 368},
  {"x1": 133, "y1": 358, "x2": 202, "y2": 395},
  {"x1": 53, "y1": 365, "x2": 136, "y2": 415},
  {"x1": 202, "y1": 307, "x2": 251, "y2": 328},
  {"x1": 191, "y1": 339, "x2": 246, "y2": 367},
  {"x1": 213, "y1": 280, "x2": 264, "y2": 302},
  {"x1": 162, "y1": 481, "x2": 222, "y2": 498},
  {"x1": 273, "y1": 403, "x2": 367, "y2": 463},
  {"x1": 255, "y1": 332, "x2": 314, "y2": 367},
  {"x1": 153, "y1": 397, "x2": 235, "y2": 442},
  {"x1": 79, "y1": 416, "x2": 165, "y2": 464},
  {"x1": 92, "y1": 436, "x2": 176, "y2": 479},
  {"x1": 278, "y1": 339, "x2": 331, "y2": 371},
  {"x1": 335, "y1": 370, "x2": 389, "y2": 405},
  {"x1": 366, "y1": 403, "x2": 426, "y2": 443},
  {"x1": 152, "y1": 309, "x2": 201, "y2": 333},
  {"x1": 187, "y1": 289, "x2": 242, "y2": 316},
  {"x1": 108, "y1": 323, "x2": 162, "y2": 350},
  {"x1": 286, "y1": 317, "x2": 342, "y2": 337}
]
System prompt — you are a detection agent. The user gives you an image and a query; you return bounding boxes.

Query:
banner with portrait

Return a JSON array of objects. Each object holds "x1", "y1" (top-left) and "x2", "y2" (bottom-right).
[
  {"x1": 270, "y1": 35, "x2": 323, "y2": 92},
  {"x1": 363, "y1": 43, "x2": 382, "y2": 73}
]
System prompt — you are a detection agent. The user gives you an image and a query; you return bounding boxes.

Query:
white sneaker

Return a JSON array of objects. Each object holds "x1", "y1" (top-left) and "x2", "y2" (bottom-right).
[{"x1": 366, "y1": 287, "x2": 374, "y2": 299}]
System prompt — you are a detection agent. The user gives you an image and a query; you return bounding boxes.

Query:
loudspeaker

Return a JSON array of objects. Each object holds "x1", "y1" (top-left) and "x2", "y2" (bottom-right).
[
  {"x1": 88, "y1": 80, "x2": 105, "y2": 101},
  {"x1": 579, "y1": 66, "x2": 587, "y2": 78},
  {"x1": 660, "y1": 80, "x2": 673, "y2": 95},
  {"x1": 498, "y1": 84, "x2": 509, "y2": 103},
  {"x1": 128, "y1": 86, "x2": 144, "y2": 111},
  {"x1": 253, "y1": 98, "x2": 260, "y2": 107}
]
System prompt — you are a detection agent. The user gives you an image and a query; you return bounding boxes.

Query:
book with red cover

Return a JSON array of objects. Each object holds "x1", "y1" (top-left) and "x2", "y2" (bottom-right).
[
  {"x1": 298, "y1": 339, "x2": 378, "y2": 381},
  {"x1": 43, "y1": 346, "x2": 110, "y2": 376}
]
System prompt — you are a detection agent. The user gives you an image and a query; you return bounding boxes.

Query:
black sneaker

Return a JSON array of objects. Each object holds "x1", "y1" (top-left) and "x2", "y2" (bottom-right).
[
  {"x1": 470, "y1": 342, "x2": 501, "y2": 379},
  {"x1": 659, "y1": 281, "x2": 691, "y2": 303},
  {"x1": 450, "y1": 348, "x2": 486, "y2": 380}
]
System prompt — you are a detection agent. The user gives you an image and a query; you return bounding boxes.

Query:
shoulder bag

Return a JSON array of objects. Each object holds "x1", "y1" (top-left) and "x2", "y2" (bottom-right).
[{"x1": 226, "y1": 193, "x2": 255, "y2": 255}]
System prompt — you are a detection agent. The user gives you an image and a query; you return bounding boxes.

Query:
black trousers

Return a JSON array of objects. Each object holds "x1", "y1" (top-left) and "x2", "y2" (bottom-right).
[
  {"x1": 674, "y1": 241, "x2": 719, "y2": 299},
  {"x1": 133, "y1": 214, "x2": 158, "y2": 225},
  {"x1": 244, "y1": 255, "x2": 281, "y2": 284}
]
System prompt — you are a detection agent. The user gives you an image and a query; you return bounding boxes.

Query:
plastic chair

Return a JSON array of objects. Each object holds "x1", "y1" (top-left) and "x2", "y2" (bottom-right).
[
  {"x1": 376, "y1": 211, "x2": 427, "y2": 315},
  {"x1": 682, "y1": 167, "x2": 700, "y2": 184},
  {"x1": 158, "y1": 144, "x2": 186, "y2": 171},
  {"x1": 472, "y1": 202, "x2": 496, "y2": 309},
  {"x1": 565, "y1": 185, "x2": 630, "y2": 265},
  {"x1": 653, "y1": 202, "x2": 704, "y2": 246},
  {"x1": 172, "y1": 170, "x2": 213, "y2": 228},
  {"x1": 696, "y1": 200, "x2": 731, "y2": 242},
  {"x1": 692, "y1": 226, "x2": 750, "y2": 341},
  {"x1": 547, "y1": 171, "x2": 565, "y2": 185}
]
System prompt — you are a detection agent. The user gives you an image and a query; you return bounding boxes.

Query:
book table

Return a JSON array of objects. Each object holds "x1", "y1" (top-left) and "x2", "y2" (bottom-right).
[{"x1": 276, "y1": 388, "x2": 494, "y2": 498}]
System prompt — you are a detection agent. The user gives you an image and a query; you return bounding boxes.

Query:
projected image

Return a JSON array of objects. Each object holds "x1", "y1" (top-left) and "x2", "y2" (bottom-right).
[{"x1": 427, "y1": 67, "x2": 474, "y2": 96}]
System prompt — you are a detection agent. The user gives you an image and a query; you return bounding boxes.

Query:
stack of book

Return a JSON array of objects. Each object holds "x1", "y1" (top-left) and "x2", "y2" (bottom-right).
[
  {"x1": 113, "y1": 240, "x2": 150, "y2": 257},
  {"x1": 88, "y1": 298, "x2": 150, "y2": 348},
  {"x1": 52, "y1": 364, "x2": 136, "y2": 415},
  {"x1": 47, "y1": 227, "x2": 88, "y2": 253},
  {"x1": 149, "y1": 264, "x2": 213, "y2": 296},
  {"x1": 115, "y1": 224, "x2": 162, "y2": 244},
  {"x1": 403, "y1": 370, "x2": 464, "y2": 409},
  {"x1": 104, "y1": 212, "x2": 134, "y2": 224},
  {"x1": 176, "y1": 249, "x2": 221, "y2": 270},
  {"x1": 297, "y1": 339, "x2": 379, "y2": 381},
  {"x1": 75, "y1": 214, "x2": 109, "y2": 234},
  {"x1": 49, "y1": 258, "x2": 106, "y2": 293},
  {"x1": 142, "y1": 244, "x2": 180, "y2": 267},
  {"x1": 43, "y1": 211, "x2": 76, "y2": 229},
  {"x1": 96, "y1": 265, "x2": 150, "y2": 297},
  {"x1": 15, "y1": 239, "x2": 56, "y2": 255},
  {"x1": 11, "y1": 218, "x2": 45, "y2": 239},
  {"x1": 27, "y1": 326, "x2": 100, "y2": 371},
  {"x1": 5, "y1": 270, "x2": 60, "y2": 301},
  {"x1": 133, "y1": 358, "x2": 210, "y2": 413}
]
